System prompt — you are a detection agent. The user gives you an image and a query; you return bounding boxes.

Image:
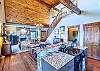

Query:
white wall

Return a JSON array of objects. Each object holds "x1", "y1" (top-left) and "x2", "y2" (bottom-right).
[
  {"x1": 61, "y1": 0, "x2": 100, "y2": 25},
  {"x1": 46, "y1": 0, "x2": 100, "y2": 45}
]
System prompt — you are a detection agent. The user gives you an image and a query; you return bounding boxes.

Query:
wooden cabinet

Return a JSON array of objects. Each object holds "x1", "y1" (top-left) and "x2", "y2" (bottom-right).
[
  {"x1": 84, "y1": 24, "x2": 100, "y2": 45},
  {"x1": 1, "y1": 43, "x2": 11, "y2": 56},
  {"x1": 1, "y1": 23, "x2": 11, "y2": 56}
]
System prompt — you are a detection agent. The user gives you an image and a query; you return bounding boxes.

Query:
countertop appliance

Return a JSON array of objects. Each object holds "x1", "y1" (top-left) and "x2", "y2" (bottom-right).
[
  {"x1": 66, "y1": 48, "x2": 86, "y2": 71},
  {"x1": 59, "y1": 45, "x2": 86, "y2": 71}
]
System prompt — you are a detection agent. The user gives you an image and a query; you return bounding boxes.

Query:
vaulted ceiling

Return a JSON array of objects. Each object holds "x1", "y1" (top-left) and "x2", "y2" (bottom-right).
[
  {"x1": 5, "y1": 0, "x2": 81, "y2": 27},
  {"x1": 5, "y1": 0, "x2": 60, "y2": 27}
]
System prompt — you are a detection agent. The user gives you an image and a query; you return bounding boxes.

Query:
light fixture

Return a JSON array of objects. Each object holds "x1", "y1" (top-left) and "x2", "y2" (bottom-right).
[
  {"x1": 35, "y1": 23, "x2": 36, "y2": 26},
  {"x1": 36, "y1": 24, "x2": 39, "y2": 26},
  {"x1": 10, "y1": 19, "x2": 13, "y2": 22},
  {"x1": 40, "y1": 24, "x2": 42, "y2": 26},
  {"x1": 21, "y1": 27, "x2": 27, "y2": 34}
]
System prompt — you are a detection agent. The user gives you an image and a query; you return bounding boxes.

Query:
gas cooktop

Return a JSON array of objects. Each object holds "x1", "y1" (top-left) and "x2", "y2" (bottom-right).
[{"x1": 66, "y1": 48, "x2": 83, "y2": 56}]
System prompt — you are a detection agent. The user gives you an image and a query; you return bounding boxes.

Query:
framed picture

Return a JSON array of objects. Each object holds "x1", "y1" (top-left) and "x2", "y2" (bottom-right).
[
  {"x1": 60, "y1": 26, "x2": 65, "y2": 34},
  {"x1": 60, "y1": 26, "x2": 65, "y2": 31}
]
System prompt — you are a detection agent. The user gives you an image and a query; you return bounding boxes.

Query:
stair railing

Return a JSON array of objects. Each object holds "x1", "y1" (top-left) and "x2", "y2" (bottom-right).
[{"x1": 45, "y1": 0, "x2": 79, "y2": 41}]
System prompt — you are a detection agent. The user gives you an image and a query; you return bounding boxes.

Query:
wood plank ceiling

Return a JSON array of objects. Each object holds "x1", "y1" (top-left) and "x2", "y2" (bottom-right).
[{"x1": 5, "y1": 0, "x2": 59, "y2": 27}]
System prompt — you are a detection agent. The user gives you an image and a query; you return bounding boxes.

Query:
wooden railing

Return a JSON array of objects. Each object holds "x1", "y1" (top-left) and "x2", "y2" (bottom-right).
[
  {"x1": 47, "y1": 8, "x2": 64, "y2": 33},
  {"x1": 44, "y1": 7, "x2": 67, "y2": 41}
]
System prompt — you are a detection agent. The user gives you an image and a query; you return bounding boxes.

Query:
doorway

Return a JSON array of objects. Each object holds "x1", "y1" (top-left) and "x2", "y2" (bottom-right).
[
  {"x1": 41, "y1": 31, "x2": 47, "y2": 42},
  {"x1": 68, "y1": 26, "x2": 80, "y2": 46}
]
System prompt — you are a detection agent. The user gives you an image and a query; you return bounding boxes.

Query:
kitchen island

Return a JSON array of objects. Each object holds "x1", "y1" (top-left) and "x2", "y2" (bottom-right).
[
  {"x1": 32, "y1": 45, "x2": 60, "y2": 71},
  {"x1": 32, "y1": 43, "x2": 88, "y2": 71},
  {"x1": 42, "y1": 52, "x2": 75, "y2": 71}
]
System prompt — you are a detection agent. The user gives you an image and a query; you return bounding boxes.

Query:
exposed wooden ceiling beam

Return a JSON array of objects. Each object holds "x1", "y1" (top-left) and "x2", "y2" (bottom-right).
[
  {"x1": 59, "y1": 0, "x2": 81, "y2": 15},
  {"x1": 37, "y1": 0, "x2": 60, "y2": 12},
  {"x1": 36, "y1": 0, "x2": 60, "y2": 12},
  {"x1": 53, "y1": 7, "x2": 60, "y2": 12},
  {"x1": 52, "y1": 1, "x2": 60, "y2": 8},
  {"x1": 40, "y1": 0, "x2": 59, "y2": 6},
  {"x1": 36, "y1": 0, "x2": 59, "y2": 12},
  {"x1": 36, "y1": 0, "x2": 52, "y2": 8}
]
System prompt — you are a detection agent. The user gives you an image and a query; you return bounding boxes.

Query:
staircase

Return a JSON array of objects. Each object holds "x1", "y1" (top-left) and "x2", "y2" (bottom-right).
[
  {"x1": 44, "y1": 8, "x2": 63, "y2": 41},
  {"x1": 44, "y1": 0, "x2": 81, "y2": 42},
  {"x1": 44, "y1": 7, "x2": 68, "y2": 42}
]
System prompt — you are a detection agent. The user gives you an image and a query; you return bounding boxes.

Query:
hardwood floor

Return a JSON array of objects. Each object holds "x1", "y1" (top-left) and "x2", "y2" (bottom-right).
[
  {"x1": 87, "y1": 58, "x2": 100, "y2": 71},
  {"x1": 0, "y1": 51, "x2": 100, "y2": 71},
  {"x1": 0, "y1": 51, "x2": 37, "y2": 71}
]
